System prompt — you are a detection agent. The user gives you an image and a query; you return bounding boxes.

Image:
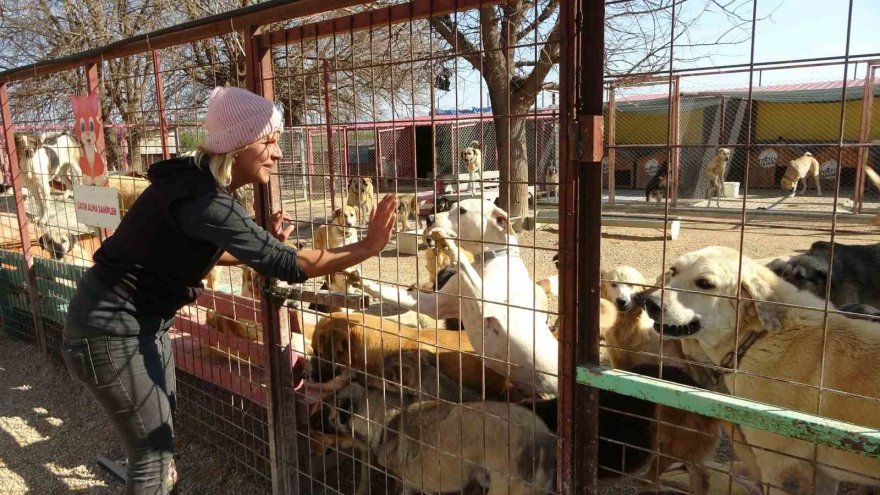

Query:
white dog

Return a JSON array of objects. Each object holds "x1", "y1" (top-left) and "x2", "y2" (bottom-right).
[
  {"x1": 15, "y1": 132, "x2": 83, "y2": 226},
  {"x1": 544, "y1": 164, "x2": 559, "y2": 199},
  {"x1": 350, "y1": 198, "x2": 558, "y2": 398},
  {"x1": 638, "y1": 246, "x2": 880, "y2": 494}
]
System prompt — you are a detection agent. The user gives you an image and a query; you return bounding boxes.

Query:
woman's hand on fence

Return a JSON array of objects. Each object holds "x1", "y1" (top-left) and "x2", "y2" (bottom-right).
[
  {"x1": 269, "y1": 211, "x2": 296, "y2": 243},
  {"x1": 363, "y1": 194, "x2": 398, "y2": 254}
]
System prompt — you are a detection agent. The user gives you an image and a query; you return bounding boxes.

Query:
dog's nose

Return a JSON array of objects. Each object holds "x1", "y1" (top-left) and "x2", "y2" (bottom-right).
[
  {"x1": 426, "y1": 214, "x2": 435, "y2": 227},
  {"x1": 615, "y1": 298, "x2": 631, "y2": 311}
]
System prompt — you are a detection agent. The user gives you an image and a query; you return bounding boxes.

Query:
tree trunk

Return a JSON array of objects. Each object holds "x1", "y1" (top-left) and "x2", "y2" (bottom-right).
[{"x1": 496, "y1": 112, "x2": 530, "y2": 229}]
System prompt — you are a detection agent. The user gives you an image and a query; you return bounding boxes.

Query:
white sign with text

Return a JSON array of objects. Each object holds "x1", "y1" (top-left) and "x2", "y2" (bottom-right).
[{"x1": 73, "y1": 184, "x2": 121, "y2": 230}]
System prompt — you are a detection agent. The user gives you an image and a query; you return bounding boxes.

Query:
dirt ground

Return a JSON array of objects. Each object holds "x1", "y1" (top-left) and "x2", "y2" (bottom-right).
[{"x1": 0, "y1": 332, "x2": 268, "y2": 495}]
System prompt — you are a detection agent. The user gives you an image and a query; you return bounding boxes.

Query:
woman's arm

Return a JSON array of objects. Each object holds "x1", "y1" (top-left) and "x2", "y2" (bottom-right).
[
  {"x1": 216, "y1": 252, "x2": 241, "y2": 266},
  {"x1": 295, "y1": 196, "x2": 398, "y2": 278}
]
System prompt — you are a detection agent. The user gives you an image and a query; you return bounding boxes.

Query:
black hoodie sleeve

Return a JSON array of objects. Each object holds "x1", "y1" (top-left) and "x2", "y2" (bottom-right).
[{"x1": 173, "y1": 190, "x2": 309, "y2": 284}]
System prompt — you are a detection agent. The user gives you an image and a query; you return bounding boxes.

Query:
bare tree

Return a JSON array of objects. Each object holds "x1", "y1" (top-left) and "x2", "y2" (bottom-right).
[{"x1": 430, "y1": 0, "x2": 757, "y2": 223}]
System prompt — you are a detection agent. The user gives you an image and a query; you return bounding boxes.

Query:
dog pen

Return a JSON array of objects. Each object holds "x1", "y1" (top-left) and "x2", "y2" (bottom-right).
[{"x1": 0, "y1": 0, "x2": 879, "y2": 494}]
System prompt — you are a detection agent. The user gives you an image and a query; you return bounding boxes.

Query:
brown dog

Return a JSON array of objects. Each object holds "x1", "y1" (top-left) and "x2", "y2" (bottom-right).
[
  {"x1": 345, "y1": 177, "x2": 374, "y2": 224},
  {"x1": 395, "y1": 193, "x2": 419, "y2": 231},
  {"x1": 305, "y1": 312, "x2": 510, "y2": 399},
  {"x1": 781, "y1": 151, "x2": 821, "y2": 198}
]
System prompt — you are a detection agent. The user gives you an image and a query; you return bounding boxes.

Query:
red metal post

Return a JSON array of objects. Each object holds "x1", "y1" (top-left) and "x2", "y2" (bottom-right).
[
  {"x1": 322, "y1": 58, "x2": 336, "y2": 211},
  {"x1": 151, "y1": 50, "x2": 171, "y2": 161},
  {"x1": 245, "y1": 26, "x2": 298, "y2": 495},
  {"x1": 558, "y1": 0, "x2": 604, "y2": 493},
  {"x1": 85, "y1": 63, "x2": 113, "y2": 240},
  {"x1": 0, "y1": 83, "x2": 48, "y2": 354}
]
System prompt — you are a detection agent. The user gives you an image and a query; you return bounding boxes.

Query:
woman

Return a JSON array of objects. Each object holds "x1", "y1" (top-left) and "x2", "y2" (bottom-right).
[{"x1": 60, "y1": 86, "x2": 397, "y2": 494}]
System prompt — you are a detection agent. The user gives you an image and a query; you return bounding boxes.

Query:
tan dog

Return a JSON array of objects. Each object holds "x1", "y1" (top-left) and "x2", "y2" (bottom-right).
[
  {"x1": 345, "y1": 177, "x2": 374, "y2": 223},
  {"x1": 107, "y1": 174, "x2": 150, "y2": 213},
  {"x1": 327, "y1": 382, "x2": 556, "y2": 495},
  {"x1": 640, "y1": 246, "x2": 880, "y2": 494},
  {"x1": 865, "y1": 167, "x2": 880, "y2": 226},
  {"x1": 460, "y1": 140, "x2": 482, "y2": 191},
  {"x1": 313, "y1": 206, "x2": 358, "y2": 251},
  {"x1": 36, "y1": 230, "x2": 101, "y2": 267},
  {"x1": 781, "y1": 151, "x2": 821, "y2": 198},
  {"x1": 305, "y1": 312, "x2": 511, "y2": 399},
  {"x1": 705, "y1": 147, "x2": 731, "y2": 207},
  {"x1": 395, "y1": 193, "x2": 419, "y2": 231}
]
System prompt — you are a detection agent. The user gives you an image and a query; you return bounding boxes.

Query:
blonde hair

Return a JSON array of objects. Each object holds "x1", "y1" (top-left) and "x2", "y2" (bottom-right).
[{"x1": 193, "y1": 147, "x2": 235, "y2": 188}]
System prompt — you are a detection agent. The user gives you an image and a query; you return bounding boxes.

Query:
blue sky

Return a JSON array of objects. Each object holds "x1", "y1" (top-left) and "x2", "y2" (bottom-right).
[{"x1": 429, "y1": 0, "x2": 879, "y2": 113}]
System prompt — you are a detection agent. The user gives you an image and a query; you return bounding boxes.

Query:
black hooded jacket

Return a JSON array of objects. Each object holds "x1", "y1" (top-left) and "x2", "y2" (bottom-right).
[{"x1": 66, "y1": 156, "x2": 308, "y2": 337}]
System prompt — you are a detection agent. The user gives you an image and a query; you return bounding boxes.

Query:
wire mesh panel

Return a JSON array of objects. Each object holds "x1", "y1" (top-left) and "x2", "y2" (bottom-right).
[
  {"x1": 593, "y1": 0, "x2": 880, "y2": 493},
  {"x1": 259, "y1": 1, "x2": 563, "y2": 493}
]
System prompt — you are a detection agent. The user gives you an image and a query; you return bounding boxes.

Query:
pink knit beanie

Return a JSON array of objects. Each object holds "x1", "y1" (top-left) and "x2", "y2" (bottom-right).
[{"x1": 202, "y1": 86, "x2": 283, "y2": 154}]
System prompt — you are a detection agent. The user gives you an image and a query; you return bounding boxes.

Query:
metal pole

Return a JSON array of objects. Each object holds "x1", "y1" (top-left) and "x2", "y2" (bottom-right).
[
  {"x1": 670, "y1": 75, "x2": 682, "y2": 205},
  {"x1": 245, "y1": 26, "x2": 298, "y2": 495},
  {"x1": 558, "y1": 0, "x2": 604, "y2": 492},
  {"x1": 151, "y1": 50, "x2": 170, "y2": 161},
  {"x1": 0, "y1": 83, "x2": 48, "y2": 354},
  {"x1": 322, "y1": 58, "x2": 336, "y2": 211},
  {"x1": 608, "y1": 85, "x2": 616, "y2": 204}
]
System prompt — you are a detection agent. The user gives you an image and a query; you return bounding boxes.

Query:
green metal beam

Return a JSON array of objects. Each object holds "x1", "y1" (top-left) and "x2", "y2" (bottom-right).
[{"x1": 577, "y1": 365, "x2": 880, "y2": 459}]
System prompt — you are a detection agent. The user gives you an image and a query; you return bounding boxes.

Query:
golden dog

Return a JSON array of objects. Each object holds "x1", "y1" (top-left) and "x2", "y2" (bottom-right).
[
  {"x1": 639, "y1": 246, "x2": 880, "y2": 494},
  {"x1": 313, "y1": 206, "x2": 358, "y2": 251},
  {"x1": 306, "y1": 312, "x2": 510, "y2": 399},
  {"x1": 395, "y1": 193, "x2": 419, "y2": 231},
  {"x1": 706, "y1": 147, "x2": 731, "y2": 207},
  {"x1": 781, "y1": 151, "x2": 821, "y2": 198}
]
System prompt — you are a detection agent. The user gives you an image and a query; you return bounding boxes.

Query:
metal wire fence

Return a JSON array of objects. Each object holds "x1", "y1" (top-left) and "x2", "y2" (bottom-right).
[{"x1": 0, "y1": 0, "x2": 878, "y2": 494}]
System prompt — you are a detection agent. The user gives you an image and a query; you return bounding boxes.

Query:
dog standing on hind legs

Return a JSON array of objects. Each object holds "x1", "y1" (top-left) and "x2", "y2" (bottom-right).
[{"x1": 706, "y1": 147, "x2": 731, "y2": 207}]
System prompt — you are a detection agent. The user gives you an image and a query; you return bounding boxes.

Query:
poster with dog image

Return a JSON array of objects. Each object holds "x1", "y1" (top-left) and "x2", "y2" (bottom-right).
[{"x1": 70, "y1": 91, "x2": 108, "y2": 187}]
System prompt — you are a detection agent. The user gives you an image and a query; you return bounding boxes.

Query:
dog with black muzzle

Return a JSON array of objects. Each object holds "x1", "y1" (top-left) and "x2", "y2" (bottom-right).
[
  {"x1": 644, "y1": 161, "x2": 669, "y2": 203},
  {"x1": 635, "y1": 246, "x2": 880, "y2": 495},
  {"x1": 323, "y1": 381, "x2": 556, "y2": 495},
  {"x1": 346, "y1": 177, "x2": 375, "y2": 224},
  {"x1": 544, "y1": 164, "x2": 559, "y2": 199}
]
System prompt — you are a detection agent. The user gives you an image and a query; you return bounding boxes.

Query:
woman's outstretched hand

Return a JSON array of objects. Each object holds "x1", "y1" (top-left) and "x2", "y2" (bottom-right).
[
  {"x1": 363, "y1": 194, "x2": 398, "y2": 254},
  {"x1": 269, "y1": 211, "x2": 296, "y2": 243}
]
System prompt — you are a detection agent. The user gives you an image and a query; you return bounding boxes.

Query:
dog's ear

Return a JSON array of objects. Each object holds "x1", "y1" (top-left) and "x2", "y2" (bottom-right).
[
  {"x1": 364, "y1": 178, "x2": 372, "y2": 186},
  {"x1": 740, "y1": 267, "x2": 785, "y2": 332},
  {"x1": 332, "y1": 208, "x2": 342, "y2": 222},
  {"x1": 488, "y1": 206, "x2": 510, "y2": 233}
]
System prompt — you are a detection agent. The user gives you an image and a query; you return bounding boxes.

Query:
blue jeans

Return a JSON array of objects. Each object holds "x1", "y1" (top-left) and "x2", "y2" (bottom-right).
[{"x1": 61, "y1": 328, "x2": 177, "y2": 495}]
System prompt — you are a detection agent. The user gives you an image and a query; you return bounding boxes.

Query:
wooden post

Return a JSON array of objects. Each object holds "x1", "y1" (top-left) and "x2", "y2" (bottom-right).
[
  {"x1": 0, "y1": 83, "x2": 48, "y2": 354},
  {"x1": 151, "y1": 50, "x2": 171, "y2": 161},
  {"x1": 245, "y1": 26, "x2": 299, "y2": 495},
  {"x1": 854, "y1": 63, "x2": 878, "y2": 214}
]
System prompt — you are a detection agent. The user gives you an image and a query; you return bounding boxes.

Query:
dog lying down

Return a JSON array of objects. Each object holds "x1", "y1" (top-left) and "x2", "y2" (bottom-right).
[
  {"x1": 318, "y1": 381, "x2": 556, "y2": 494},
  {"x1": 639, "y1": 246, "x2": 880, "y2": 494}
]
